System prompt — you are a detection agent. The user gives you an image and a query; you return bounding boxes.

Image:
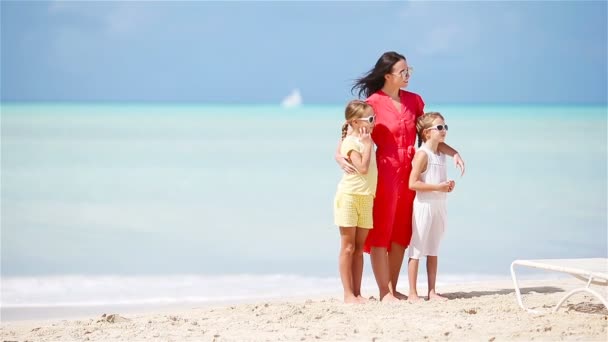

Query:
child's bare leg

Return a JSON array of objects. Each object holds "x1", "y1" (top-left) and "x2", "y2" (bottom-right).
[
  {"x1": 352, "y1": 228, "x2": 369, "y2": 303},
  {"x1": 339, "y1": 227, "x2": 358, "y2": 303},
  {"x1": 427, "y1": 256, "x2": 447, "y2": 301},
  {"x1": 370, "y1": 247, "x2": 399, "y2": 302},
  {"x1": 407, "y1": 257, "x2": 422, "y2": 302},
  {"x1": 388, "y1": 242, "x2": 408, "y2": 300}
]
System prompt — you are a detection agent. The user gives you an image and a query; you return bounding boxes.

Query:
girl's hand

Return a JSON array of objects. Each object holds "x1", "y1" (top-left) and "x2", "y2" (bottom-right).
[
  {"x1": 448, "y1": 180, "x2": 456, "y2": 192},
  {"x1": 454, "y1": 153, "x2": 465, "y2": 177},
  {"x1": 359, "y1": 127, "x2": 372, "y2": 146},
  {"x1": 437, "y1": 181, "x2": 452, "y2": 192},
  {"x1": 338, "y1": 157, "x2": 357, "y2": 174}
]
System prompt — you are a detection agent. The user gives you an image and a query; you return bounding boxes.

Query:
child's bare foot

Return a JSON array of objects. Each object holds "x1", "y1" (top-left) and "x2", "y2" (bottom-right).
[
  {"x1": 408, "y1": 294, "x2": 422, "y2": 303},
  {"x1": 356, "y1": 295, "x2": 368, "y2": 304},
  {"x1": 344, "y1": 295, "x2": 359, "y2": 304},
  {"x1": 428, "y1": 292, "x2": 448, "y2": 301},
  {"x1": 380, "y1": 293, "x2": 400, "y2": 303}
]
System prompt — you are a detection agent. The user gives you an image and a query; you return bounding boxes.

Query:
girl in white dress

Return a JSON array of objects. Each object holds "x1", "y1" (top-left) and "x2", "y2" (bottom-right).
[{"x1": 407, "y1": 112, "x2": 455, "y2": 302}]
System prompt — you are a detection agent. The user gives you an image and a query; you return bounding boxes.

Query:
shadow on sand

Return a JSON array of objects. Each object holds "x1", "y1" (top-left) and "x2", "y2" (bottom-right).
[
  {"x1": 443, "y1": 286, "x2": 565, "y2": 300},
  {"x1": 563, "y1": 302, "x2": 608, "y2": 315},
  {"x1": 444, "y1": 286, "x2": 608, "y2": 315}
]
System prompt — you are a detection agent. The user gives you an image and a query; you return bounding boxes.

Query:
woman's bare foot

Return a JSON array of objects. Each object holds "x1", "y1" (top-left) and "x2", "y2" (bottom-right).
[
  {"x1": 380, "y1": 293, "x2": 400, "y2": 303},
  {"x1": 428, "y1": 292, "x2": 448, "y2": 301},
  {"x1": 356, "y1": 295, "x2": 368, "y2": 304},
  {"x1": 408, "y1": 293, "x2": 422, "y2": 303},
  {"x1": 393, "y1": 291, "x2": 408, "y2": 300}
]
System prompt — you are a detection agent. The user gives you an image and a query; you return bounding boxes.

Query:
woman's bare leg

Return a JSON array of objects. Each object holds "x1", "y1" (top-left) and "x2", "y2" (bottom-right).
[
  {"x1": 388, "y1": 242, "x2": 407, "y2": 300},
  {"x1": 370, "y1": 247, "x2": 399, "y2": 302}
]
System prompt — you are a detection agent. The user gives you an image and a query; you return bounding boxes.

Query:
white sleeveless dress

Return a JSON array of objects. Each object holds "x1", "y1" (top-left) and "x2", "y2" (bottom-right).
[{"x1": 408, "y1": 145, "x2": 448, "y2": 259}]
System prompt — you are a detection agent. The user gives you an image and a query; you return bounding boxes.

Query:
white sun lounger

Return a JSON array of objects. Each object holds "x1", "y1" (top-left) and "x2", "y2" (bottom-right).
[{"x1": 510, "y1": 258, "x2": 608, "y2": 313}]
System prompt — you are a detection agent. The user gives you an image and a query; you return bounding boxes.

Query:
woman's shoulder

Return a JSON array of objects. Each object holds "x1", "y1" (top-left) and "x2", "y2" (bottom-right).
[
  {"x1": 400, "y1": 90, "x2": 425, "y2": 111},
  {"x1": 367, "y1": 90, "x2": 424, "y2": 108},
  {"x1": 366, "y1": 92, "x2": 384, "y2": 104},
  {"x1": 400, "y1": 90, "x2": 423, "y2": 101}
]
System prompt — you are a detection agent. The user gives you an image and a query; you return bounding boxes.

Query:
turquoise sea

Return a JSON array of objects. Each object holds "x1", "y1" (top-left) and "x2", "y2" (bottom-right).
[{"x1": 1, "y1": 103, "x2": 606, "y2": 319}]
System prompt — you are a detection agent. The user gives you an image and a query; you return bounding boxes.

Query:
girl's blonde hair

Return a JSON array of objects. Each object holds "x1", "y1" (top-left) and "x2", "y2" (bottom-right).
[
  {"x1": 416, "y1": 112, "x2": 445, "y2": 147},
  {"x1": 341, "y1": 100, "x2": 372, "y2": 140}
]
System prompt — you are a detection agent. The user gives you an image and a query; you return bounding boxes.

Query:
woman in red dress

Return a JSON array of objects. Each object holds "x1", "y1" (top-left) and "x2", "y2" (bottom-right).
[{"x1": 337, "y1": 52, "x2": 465, "y2": 301}]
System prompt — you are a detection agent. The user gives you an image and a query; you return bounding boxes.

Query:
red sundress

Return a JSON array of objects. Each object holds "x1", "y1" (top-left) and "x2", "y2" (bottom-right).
[{"x1": 363, "y1": 90, "x2": 425, "y2": 253}]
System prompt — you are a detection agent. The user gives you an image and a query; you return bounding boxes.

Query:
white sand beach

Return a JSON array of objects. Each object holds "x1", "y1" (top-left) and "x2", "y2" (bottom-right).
[{"x1": 2, "y1": 278, "x2": 607, "y2": 341}]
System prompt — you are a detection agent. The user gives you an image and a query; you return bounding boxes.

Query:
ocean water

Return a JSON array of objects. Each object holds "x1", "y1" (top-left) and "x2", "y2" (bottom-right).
[{"x1": 1, "y1": 103, "x2": 606, "y2": 319}]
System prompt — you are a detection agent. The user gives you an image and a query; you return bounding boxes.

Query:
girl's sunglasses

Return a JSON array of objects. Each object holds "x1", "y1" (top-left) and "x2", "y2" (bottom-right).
[
  {"x1": 355, "y1": 116, "x2": 375, "y2": 124},
  {"x1": 427, "y1": 124, "x2": 448, "y2": 131}
]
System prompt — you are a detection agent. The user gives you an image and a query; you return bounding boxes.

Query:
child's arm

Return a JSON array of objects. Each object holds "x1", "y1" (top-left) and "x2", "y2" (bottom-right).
[
  {"x1": 438, "y1": 142, "x2": 465, "y2": 176},
  {"x1": 335, "y1": 140, "x2": 357, "y2": 174},
  {"x1": 409, "y1": 150, "x2": 451, "y2": 192}
]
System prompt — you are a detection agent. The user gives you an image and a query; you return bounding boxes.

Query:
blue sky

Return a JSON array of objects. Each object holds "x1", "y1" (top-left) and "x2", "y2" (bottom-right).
[{"x1": 1, "y1": 1, "x2": 606, "y2": 104}]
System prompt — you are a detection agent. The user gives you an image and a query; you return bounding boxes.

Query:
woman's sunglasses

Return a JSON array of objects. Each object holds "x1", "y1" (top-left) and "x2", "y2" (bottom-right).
[
  {"x1": 427, "y1": 124, "x2": 448, "y2": 131},
  {"x1": 355, "y1": 116, "x2": 375, "y2": 124}
]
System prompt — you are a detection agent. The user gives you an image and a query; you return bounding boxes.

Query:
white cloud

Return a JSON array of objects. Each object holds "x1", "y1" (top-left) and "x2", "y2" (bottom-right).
[
  {"x1": 417, "y1": 25, "x2": 468, "y2": 55},
  {"x1": 45, "y1": 1, "x2": 165, "y2": 75},
  {"x1": 398, "y1": 1, "x2": 483, "y2": 56},
  {"x1": 103, "y1": 3, "x2": 161, "y2": 37},
  {"x1": 48, "y1": 0, "x2": 69, "y2": 14},
  {"x1": 47, "y1": 1, "x2": 160, "y2": 37}
]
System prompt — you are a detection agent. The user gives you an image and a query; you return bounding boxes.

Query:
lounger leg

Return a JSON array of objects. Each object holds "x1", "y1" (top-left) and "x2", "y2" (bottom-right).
[
  {"x1": 553, "y1": 276, "x2": 608, "y2": 313},
  {"x1": 511, "y1": 261, "x2": 540, "y2": 314}
]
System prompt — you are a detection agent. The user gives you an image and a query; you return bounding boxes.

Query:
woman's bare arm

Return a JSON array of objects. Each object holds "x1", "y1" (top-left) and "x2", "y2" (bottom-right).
[
  {"x1": 335, "y1": 140, "x2": 357, "y2": 174},
  {"x1": 438, "y1": 142, "x2": 465, "y2": 176}
]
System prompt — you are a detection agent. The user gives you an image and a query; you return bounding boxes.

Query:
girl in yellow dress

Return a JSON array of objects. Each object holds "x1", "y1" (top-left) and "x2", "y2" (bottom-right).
[{"x1": 334, "y1": 100, "x2": 377, "y2": 304}]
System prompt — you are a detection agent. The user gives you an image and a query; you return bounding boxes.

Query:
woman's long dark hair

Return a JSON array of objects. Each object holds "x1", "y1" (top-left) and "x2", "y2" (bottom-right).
[{"x1": 351, "y1": 51, "x2": 406, "y2": 99}]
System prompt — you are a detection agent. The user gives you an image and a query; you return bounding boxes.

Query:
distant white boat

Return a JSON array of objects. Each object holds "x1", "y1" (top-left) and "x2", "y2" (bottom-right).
[{"x1": 281, "y1": 88, "x2": 302, "y2": 108}]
